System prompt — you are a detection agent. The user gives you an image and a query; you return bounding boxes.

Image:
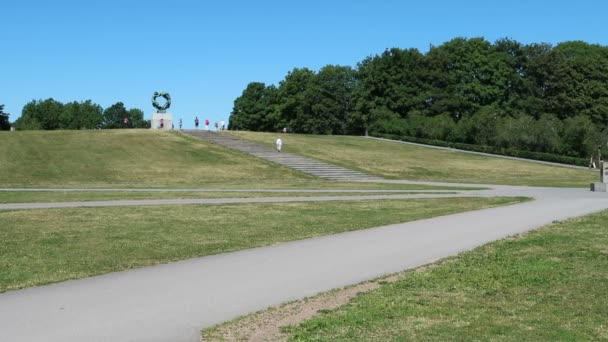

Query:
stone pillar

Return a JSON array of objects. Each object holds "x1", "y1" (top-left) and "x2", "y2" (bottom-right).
[
  {"x1": 152, "y1": 113, "x2": 173, "y2": 130},
  {"x1": 591, "y1": 161, "x2": 608, "y2": 191}
]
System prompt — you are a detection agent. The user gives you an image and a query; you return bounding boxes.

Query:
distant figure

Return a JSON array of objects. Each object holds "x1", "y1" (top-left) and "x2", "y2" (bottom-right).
[
  {"x1": 195, "y1": 117, "x2": 199, "y2": 129},
  {"x1": 179, "y1": 118, "x2": 182, "y2": 130},
  {"x1": 276, "y1": 137, "x2": 282, "y2": 152},
  {"x1": 282, "y1": 127, "x2": 287, "y2": 133},
  {"x1": 590, "y1": 156, "x2": 596, "y2": 169},
  {"x1": 221, "y1": 120, "x2": 225, "y2": 130},
  {"x1": 205, "y1": 119, "x2": 210, "y2": 131},
  {"x1": 160, "y1": 118, "x2": 164, "y2": 129},
  {"x1": 123, "y1": 117, "x2": 129, "y2": 128},
  {"x1": 215, "y1": 121, "x2": 219, "y2": 131}
]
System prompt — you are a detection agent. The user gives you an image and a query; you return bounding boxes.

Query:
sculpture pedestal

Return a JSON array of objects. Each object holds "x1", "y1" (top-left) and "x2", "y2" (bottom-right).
[{"x1": 152, "y1": 113, "x2": 173, "y2": 130}]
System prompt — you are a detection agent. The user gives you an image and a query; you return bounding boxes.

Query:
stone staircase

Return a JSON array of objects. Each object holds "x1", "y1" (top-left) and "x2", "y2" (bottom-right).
[{"x1": 182, "y1": 130, "x2": 385, "y2": 182}]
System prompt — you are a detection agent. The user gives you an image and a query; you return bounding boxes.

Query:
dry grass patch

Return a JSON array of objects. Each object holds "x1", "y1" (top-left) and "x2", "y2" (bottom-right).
[{"x1": 202, "y1": 275, "x2": 401, "y2": 342}]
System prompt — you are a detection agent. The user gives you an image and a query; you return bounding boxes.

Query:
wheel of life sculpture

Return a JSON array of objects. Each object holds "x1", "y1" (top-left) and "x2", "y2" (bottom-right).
[{"x1": 152, "y1": 91, "x2": 171, "y2": 111}]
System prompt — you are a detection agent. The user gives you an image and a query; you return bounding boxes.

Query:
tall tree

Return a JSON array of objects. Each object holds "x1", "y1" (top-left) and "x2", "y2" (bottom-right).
[
  {"x1": 229, "y1": 82, "x2": 279, "y2": 131},
  {"x1": 425, "y1": 37, "x2": 510, "y2": 120},
  {"x1": 16, "y1": 98, "x2": 64, "y2": 130},
  {"x1": 301, "y1": 65, "x2": 356, "y2": 134},
  {"x1": 276, "y1": 68, "x2": 316, "y2": 133},
  {"x1": 61, "y1": 100, "x2": 103, "y2": 129},
  {"x1": 127, "y1": 108, "x2": 148, "y2": 128},
  {"x1": 102, "y1": 102, "x2": 129, "y2": 129},
  {"x1": 0, "y1": 104, "x2": 10, "y2": 130},
  {"x1": 354, "y1": 48, "x2": 426, "y2": 134},
  {"x1": 541, "y1": 42, "x2": 608, "y2": 123}
]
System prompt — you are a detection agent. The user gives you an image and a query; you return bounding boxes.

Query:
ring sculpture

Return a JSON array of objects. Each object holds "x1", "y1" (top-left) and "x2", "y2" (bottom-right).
[{"x1": 152, "y1": 91, "x2": 171, "y2": 111}]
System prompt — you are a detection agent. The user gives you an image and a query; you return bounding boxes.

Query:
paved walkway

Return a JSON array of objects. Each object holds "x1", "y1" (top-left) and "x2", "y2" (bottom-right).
[{"x1": 1, "y1": 184, "x2": 608, "y2": 341}]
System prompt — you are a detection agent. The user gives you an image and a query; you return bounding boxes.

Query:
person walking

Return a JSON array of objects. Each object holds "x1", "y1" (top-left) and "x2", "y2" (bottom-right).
[
  {"x1": 276, "y1": 137, "x2": 282, "y2": 152},
  {"x1": 160, "y1": 118, "x2": 165, "y2": 129},
  {"x1": 123, "y1": 117, "x2": 129, "y2": 128},
  {"x1": 179, "y1": 118, "x2": 182, "y2": 130},
  {"x1": 205, "y1": 119, "x2": 210, "y2": 131},
  {"x1": 221, "y1": 120, "x2": 225, "y2": 130},
  {"x1": 214, "y1": 121, "x2": 219, "y2": 131},
  {"x1": 195, "y1": 117, "x2": 199, "y2": 129}
]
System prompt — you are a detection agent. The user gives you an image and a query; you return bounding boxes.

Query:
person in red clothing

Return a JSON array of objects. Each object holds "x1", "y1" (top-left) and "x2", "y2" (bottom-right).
[
  {"x1": 123, "y1": 117, "x2": 129, "y2": 128},
  {"x1": 204, "y1": 119, "x2": 210, "y2": 131},
  {"x1": 160, "y1": 118, "x2": 164, "y2": 129}
]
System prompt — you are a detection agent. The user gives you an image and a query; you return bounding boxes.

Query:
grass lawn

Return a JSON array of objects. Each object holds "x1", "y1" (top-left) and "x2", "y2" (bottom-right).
[
  {"x1": 0, "y1": 130, "x2": 473, "y2": 191},
  {"x1": 0, "y1": 190, "x2": 457, "y2": 204},
  {"x1": 0, "y1": 197, "x2": 525, "y2": 292},
  {"x1": 278, "y1": 210, "x2": 608, "y2": 341},
  {"x1": 0, "y1": 129, "x2": 314, "y2": 188},
  {"x1": 227, "y1": 131, "x2": 596, "y2": 187}
]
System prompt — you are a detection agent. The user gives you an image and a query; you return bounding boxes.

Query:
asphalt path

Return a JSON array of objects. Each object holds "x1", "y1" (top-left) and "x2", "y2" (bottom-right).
[{"x1": 1, "y1": 184, "x2": 608, "y2": 341}]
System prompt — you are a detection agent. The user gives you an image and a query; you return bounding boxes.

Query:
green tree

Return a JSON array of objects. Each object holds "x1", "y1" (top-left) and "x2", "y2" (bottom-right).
[
  {"x1": 493, "y1": 38, "x2": 544, "y2": 117},
  {"x1": 547, "y1": 42, "x2": 608, "y2": 124},
  {"x1": 229, "y1": 82, "x2": 279, "y2": 131},
  {"x1": 275, "y1": 68, "x2": 316, "y2": 133},
  {"x1": 455, "y1": 105, "x2": 502, "y2": 145},
  {"x1": 425, "y1": 38, "x2": 509, "y2": 120},
  {"x1": 127, "y1": 108, "x2": 148, "y2": 128},
  {"x1": 562, "y1": 115, "x2": 600, "y2": 157},
  {"x1": 102, "y1": 102, "x2": 129, "y2": 129},
  {"x1": 0, "y1": 104, "x2": 10, "y2": 130},
  {"x1": 61, "y1": 100, "x2": 103, "y2": 129},
  {"x1": 355, "y1": 48, "x2": 426, "y2": 134},
  {"x1": 300, "y1": 65, "x2": 356, "y2": 134},
  {"x1": 16, "y1": 98, "x2": 64, "y2": 130}
]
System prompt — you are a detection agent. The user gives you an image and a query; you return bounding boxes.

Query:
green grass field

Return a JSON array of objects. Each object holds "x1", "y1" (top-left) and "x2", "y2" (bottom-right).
[
  {"x1": 0, "y1": 130, "x2": 313, "y2": 188},
  {"x1": 0, "y1": 197, "x2": 525, "y2": 292},
  {"x1": 0, "y1": 130, "x2": 469, "y2": 191},
  {"x1": 205, "y1": 209, "x2": 608, "y2": 342},
  {"x1": 0, "y1": 190, "x2": 455, "y2": 204},
  {"x1": 228, "y1": 131, "x2": 596, "y2": 187}
]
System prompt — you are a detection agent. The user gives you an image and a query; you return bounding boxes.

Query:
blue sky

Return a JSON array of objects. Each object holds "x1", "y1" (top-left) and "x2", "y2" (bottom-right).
[{"x1": 2, "y1": 0, "x2": 607, "y2": 128}]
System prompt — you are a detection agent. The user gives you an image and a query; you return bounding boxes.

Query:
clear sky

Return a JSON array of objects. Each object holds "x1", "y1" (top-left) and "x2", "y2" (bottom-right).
[{"x1": 2, "y1": 0, "x2": 607, "y2": 129}]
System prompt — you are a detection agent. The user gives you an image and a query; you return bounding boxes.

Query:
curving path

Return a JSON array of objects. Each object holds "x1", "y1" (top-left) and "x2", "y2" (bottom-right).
[{"x1": 1, "y1": 184, "x2": 608, "y2": 342}]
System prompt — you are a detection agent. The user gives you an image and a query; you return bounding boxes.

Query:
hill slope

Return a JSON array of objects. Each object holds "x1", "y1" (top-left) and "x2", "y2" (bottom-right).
[
  {"x1": 0, "y1": 130, "x2": 327, "y2": 188},
  {"x1": 228, "y1": 131, "x2": 596, "y2": 187}
]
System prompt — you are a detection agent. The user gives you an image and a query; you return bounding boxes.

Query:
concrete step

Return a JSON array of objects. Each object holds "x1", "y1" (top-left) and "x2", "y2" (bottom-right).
[{"x1": 181, "y1": 131, "x2": 385, "y2": 182}]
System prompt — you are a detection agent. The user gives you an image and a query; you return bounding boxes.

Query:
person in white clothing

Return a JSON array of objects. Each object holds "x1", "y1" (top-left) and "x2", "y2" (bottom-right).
[{"x1": 276, "y1": 138, "x2": 282, "y2": 152}]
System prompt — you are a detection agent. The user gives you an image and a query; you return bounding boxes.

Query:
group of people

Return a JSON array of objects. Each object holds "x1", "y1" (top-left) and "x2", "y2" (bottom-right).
[{"x1": 193, "y1": 117, "x2": 225, "y2": 131}]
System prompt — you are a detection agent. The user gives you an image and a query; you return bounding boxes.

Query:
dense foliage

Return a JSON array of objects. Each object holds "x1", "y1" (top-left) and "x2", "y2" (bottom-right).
[
  {"x1": 0, "y1": 104, "x2": 9, "y2": 130},
  {"x1": 15, "y1": 99, "x2": 149, "y2": 130},
  {"x1": 229, "y1": 38, "x2": 608, "y2": 159}
]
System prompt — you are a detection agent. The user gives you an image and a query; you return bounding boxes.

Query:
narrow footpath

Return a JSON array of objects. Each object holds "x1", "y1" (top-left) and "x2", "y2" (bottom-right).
[{"x1": 1, "y1": 184, "x2": 608, "y2": 342}]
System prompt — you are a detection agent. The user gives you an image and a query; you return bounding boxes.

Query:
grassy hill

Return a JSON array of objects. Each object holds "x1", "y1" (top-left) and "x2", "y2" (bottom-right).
[
  {"x1": 228, "y1": 131, "x2": 596, "y2": 187},
  {"x1": 1, "y1": 130, "x2": 295, "y2": 188},
  {"x1": 1, "y1": 130, "x2": 594, "y2": 188},
  {"x1": 0, "y1": 130, "x2": 396, "y2": 189}
]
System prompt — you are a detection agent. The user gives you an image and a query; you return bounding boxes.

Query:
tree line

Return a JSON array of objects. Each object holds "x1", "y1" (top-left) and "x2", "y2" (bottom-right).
[
  {"x1": 9, "y1": 99, "x2": 149, "y2": 130},
  {"x1": 229, "y1": 37, "x2": 608, "y2": 159}
]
